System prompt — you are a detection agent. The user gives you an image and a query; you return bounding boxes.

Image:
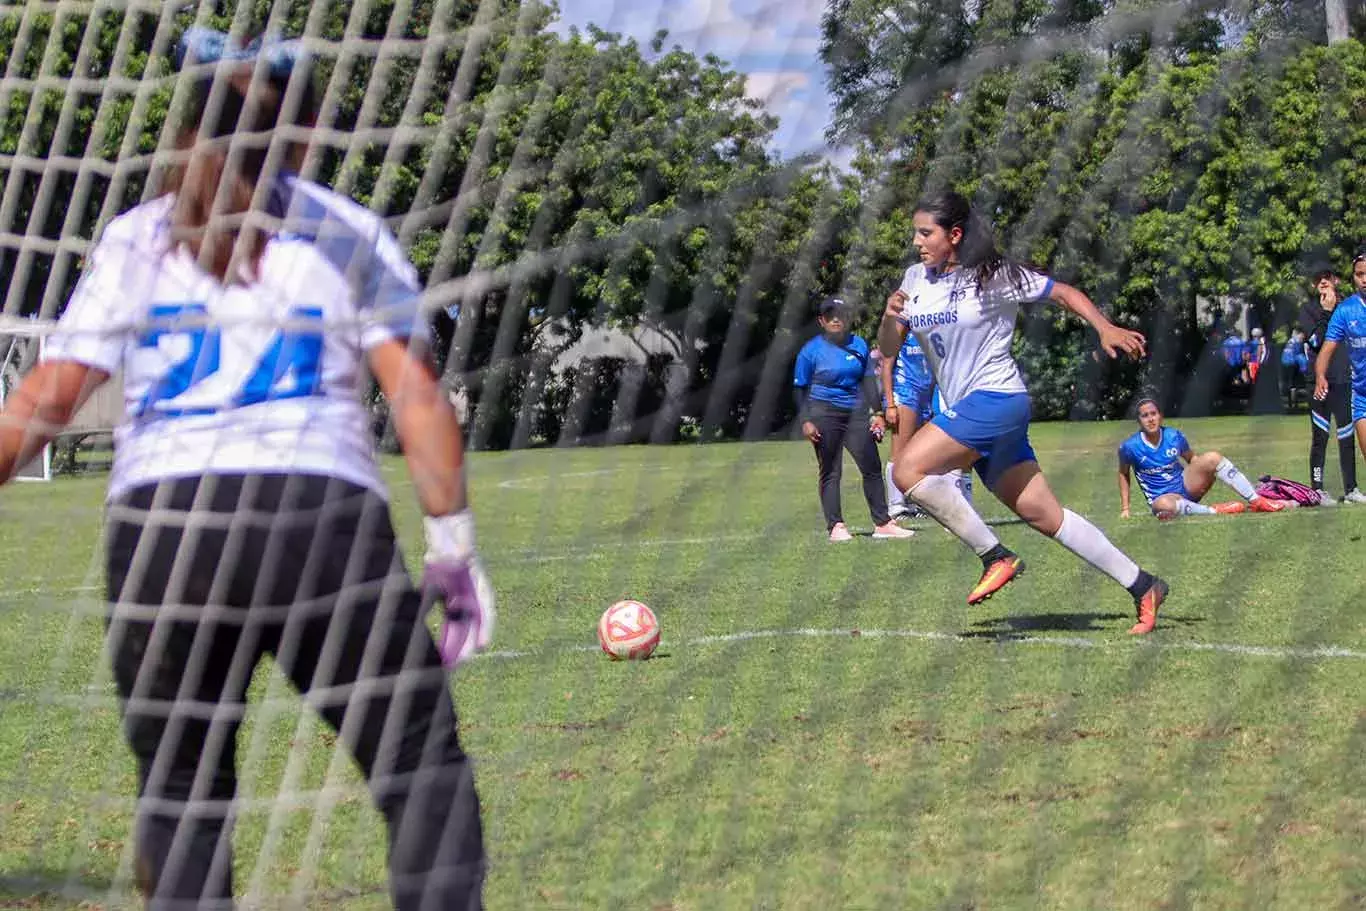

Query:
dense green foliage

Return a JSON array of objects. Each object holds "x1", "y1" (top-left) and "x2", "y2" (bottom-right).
[{"x1": 1, "y1": 1, "x2": 1364, "y2": 442}]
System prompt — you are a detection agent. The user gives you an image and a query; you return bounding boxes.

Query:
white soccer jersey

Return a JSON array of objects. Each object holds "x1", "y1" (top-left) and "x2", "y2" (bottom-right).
[
  {"x1": 43, "y1": 176, "x2": 429, "y2": 501},
  {"x1": 896, "y1": 262, "x2": 1054, "y2": 409}
]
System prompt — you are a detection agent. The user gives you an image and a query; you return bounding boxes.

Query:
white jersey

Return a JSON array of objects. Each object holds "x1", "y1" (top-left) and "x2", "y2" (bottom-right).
[
  {"x1": 896, "y1": 262, "x2": 1053, "y2": 409},
  {"x1": 43, "y1": 176, "x2": 428, "y2": 501}
]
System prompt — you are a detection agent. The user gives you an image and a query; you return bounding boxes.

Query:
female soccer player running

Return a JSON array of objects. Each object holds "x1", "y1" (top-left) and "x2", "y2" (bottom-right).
[
  {"x1": 1117, "y1": 398, "x2": 1285, "y2": 519},
  {"x1": 1314, "y1": 251, "x2": 1366, "y2": 468},
  {"x1": 0, "y1": 33, "x2": 487, "y2": 909},
  {"x1": 878, "y1": 191, "x2": 1168, "y2": 635}
]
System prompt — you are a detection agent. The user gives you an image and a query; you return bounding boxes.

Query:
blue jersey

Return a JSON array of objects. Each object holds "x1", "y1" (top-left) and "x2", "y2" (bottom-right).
[
  {"x1": 1325, "y1": 294, "x2": 1366, "y2": 392},
  {"x1": 1118, "y1": 426, "x2": 1191, "y2": 504},
  {"x1": 793, "y1": 334, "x2": 872, "y2": 411},
  {"x1": 1221, "y1": 336, "x2": 1245, "y2": 366},
  {"x1": 894, "y1": 335, "x2": 932, "y2": 387},
  {"x1": 1281, "y1": 338, "x2": 1301, "y2": 366}
]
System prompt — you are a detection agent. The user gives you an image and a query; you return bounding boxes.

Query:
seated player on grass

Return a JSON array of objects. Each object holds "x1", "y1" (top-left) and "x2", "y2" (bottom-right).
[{"x1": 1117, "y1": 398, "x2": 1286, "y2": 519}]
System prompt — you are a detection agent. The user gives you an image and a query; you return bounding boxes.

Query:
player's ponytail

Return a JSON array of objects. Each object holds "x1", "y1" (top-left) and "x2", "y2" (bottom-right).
[
  {"x1": 164, "y1": 34, "x2": 318, "y2": 283},
  {"x1": 914, "y1": 190, "x2": 1031, "y2": 300}
]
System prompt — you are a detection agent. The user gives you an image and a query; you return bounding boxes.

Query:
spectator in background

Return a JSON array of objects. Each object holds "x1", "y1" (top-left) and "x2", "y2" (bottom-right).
[
  {"x1": 794, "y1": 298, "x2": 916, "y2": 542},
  {"x1": 1299, "y1": 268, "x2": 1361, "y2": 503},
  {"x1": 1221, "y1": 330, "x2": 1248, "y2": 387},
  {"x1": 1246, "y1": 327, "x2": 1267, "y2": 383},
  {"x1": 1281, "y1": 328, "x2": 1309, "y2": 408}
]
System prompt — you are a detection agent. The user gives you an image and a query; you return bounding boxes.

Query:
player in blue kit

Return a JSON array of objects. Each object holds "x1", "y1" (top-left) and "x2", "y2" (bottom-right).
[
  {"x1": 795, "y1": 298, "x2": 915, "y2": 541},
  {"x1": 1117, "y1": 398, "x2": 1284, "y2": 519},
  {"x1": 1315, "y1": 251, "x2": 1366, "y2": 464},
  {"x1": 879, "y1": 332, "x2": 972, "y2": 518}
]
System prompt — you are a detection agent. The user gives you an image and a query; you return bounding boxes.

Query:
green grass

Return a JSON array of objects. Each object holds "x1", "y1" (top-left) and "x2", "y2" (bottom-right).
[{"x1": 4, "y1": 414, "x2": 1366, "y2": 910}]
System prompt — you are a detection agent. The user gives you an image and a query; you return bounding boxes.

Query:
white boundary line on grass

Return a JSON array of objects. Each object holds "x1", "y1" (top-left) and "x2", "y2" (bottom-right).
[
  {"x1": 475, "y1": 626, "x2": 1366, "y2": 663},
  {"x1": 6, "y1": 626, "x2": 1364, "y2": 710}
]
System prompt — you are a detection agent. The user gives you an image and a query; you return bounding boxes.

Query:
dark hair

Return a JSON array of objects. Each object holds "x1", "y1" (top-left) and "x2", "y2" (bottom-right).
[
  {"x1": 1135, "y1": 396, "x2": 1161, "y2": 415},
  {"x1": 913, "y1": 190, "x2": 1033, "y2": 298},
  {"x1": 165, "y1": 62, "x2": 319, "y2": 282},
  {"x1": 1353, "y1": 249, "x2": 1366, "y2": 266}
]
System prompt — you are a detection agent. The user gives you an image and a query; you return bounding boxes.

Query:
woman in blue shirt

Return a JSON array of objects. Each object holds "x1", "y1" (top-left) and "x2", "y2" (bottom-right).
[{"x1": 794, "y1": 299, "x2": 915, "y2": 542}]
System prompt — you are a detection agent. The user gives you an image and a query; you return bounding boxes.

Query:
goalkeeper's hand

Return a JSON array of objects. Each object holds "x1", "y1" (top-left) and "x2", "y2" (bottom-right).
[{"x1": 422, "y1": 511, "x2": 495, "y2": 667}]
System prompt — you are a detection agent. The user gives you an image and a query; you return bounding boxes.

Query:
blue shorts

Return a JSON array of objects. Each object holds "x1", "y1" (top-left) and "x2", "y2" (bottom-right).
[
  {"x1": 931, "y1": 391, "x2": 1037, "y2": 487},
  {"x1": 1354, "y1": 389, "x2": 1366, "y2": 424},
  {"x1": 893, "y1": 378, "x2": 935, "y2": 423},
  {"x1": 893, "y1": 359, "x2": 935, "y2": 423}
]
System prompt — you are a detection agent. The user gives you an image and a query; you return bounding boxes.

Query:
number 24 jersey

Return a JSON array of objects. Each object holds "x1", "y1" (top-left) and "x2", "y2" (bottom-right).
[{"x1": 44, "y1": 176, "x2": 427, "y2": 501}]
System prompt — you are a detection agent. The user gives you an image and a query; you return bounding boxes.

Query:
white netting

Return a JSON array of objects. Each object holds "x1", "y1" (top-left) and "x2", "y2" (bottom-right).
[{"x1": 2, "y1": 0, "x2": 1365, "y2": 908}]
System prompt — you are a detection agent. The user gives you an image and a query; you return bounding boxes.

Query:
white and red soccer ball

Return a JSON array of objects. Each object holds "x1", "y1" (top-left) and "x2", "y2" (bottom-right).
[{"x1": 597, "y1": 600, "x2": 660, "y2": 660}]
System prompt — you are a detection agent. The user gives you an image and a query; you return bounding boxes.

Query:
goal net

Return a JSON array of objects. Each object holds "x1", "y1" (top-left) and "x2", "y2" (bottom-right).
[{"x1": 1, "y1": 0, "x2": 1363, "y2": 908}]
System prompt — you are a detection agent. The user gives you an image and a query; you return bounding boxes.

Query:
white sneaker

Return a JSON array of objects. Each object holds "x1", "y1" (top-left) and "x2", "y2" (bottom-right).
[
  {"x1": 872, "y1": 521, "x2": 916, "y2": 539},
  {"x1": 1345, "y1": 489, "x2": 1366, "y2": 504},
  {"x1": 829, "y1": 523, "x2": 854, "y2": 542},
  {"x1": 1318, "y1": 490, "x2": 1339, "y2": 506}
]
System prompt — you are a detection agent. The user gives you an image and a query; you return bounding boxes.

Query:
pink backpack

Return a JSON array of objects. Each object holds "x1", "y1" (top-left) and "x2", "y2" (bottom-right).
[{"x1": 1255, "y1": 475, "x2": 1321, "y2": 506}]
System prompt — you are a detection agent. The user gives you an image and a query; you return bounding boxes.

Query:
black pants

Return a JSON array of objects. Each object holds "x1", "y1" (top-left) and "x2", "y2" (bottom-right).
[
  {"x1": 1310, "y1": 383, "x2": 1358, "y2": 492},
  {"x1": 105, "y1": 473, "x2": 484, "y2": 910},
  {"x1": 808, "y1": 401, "x2": 890, "y2": 530}
]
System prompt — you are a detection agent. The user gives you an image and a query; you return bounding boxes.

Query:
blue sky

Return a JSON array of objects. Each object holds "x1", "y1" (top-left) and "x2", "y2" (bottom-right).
[{"x1": 548, "y1": 0, "x2": 840, "y2": 162}]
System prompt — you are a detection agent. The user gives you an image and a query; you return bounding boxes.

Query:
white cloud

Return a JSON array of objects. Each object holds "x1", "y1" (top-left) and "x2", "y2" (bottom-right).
[
  {"x1": 552, "y1": 0, "x2": 834, "y2": 158},
  {"x1": 745, "y1": 70, "x2": 811, "y2": 107}
]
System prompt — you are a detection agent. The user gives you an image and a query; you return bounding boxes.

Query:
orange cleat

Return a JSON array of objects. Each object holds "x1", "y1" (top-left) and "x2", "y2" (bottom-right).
[
  {"x1": 968, "y1": 555, "x2": 1025, "y2": 605},
  {"x1": 1248, "y1": 495, "x2": 1286, "y2": 513},
  {"x1": 1128, "y1": 577, "x2": 1169, "y2": 635},
  {"x1": 1212, "y1": 501, "x2": 1246, "y2": 515}
]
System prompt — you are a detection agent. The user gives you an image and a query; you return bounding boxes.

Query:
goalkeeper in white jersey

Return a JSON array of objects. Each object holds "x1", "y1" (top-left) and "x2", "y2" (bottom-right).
[
  {"x1": 878, "y1": 191, "x2": 1169, "y2": 635},
  {"x1": 0, "y1": 30, "x2": 488, "y2": 909}
]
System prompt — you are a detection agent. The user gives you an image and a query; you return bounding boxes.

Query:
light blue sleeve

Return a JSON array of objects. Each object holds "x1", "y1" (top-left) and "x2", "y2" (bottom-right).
[
  {"x1": 1173, "y1": 429, "x2": 1191, "y2": 455},
  {"x1": 359, "y1": 225, "x2": 428, "y2": 349}
]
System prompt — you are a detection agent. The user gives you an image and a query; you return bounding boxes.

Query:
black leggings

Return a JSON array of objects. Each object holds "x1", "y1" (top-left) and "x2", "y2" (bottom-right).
[
  {"x1": 105, "y1": 473, "x2": 484, "y2": 910},
  {"x1": 1310, "y1": 383, "x2": 1358, "y2": 492},
  {"x1": 808, "y1": 401, "x2": 890, "y2": 530}
]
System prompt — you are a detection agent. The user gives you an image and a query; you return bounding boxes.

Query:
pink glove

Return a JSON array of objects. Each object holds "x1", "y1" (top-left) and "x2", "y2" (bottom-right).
[{"x1": 422, "y1": 512, "x2": 495, "y2": 667}]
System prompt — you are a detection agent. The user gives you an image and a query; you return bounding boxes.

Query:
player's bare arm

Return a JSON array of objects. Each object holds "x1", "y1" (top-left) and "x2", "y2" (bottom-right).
[
  {"x1": 879, "y1": 355, "x2": 898, "y2": 428},
  {"x1": 1117, "y1": 459, "x2": 1132, "y2": 517},
  {"x1": 878, "y1": 289, "x2": 909, "y2": 358},
  {"x1": 1314, "y1": 340, "x2": 1340, "y2": 400},
  {"x1": 0, "y1": 361, "x2": 107, "y2": 485},
  {"x1": 369, "y1": 339, "x2": 467, "y2": 517},
  {"x1": 1047, "y1": 282, "x2": 1146, "y2": 360}
]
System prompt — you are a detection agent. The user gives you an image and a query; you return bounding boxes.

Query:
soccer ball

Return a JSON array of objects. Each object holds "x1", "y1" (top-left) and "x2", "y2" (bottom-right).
[{"x1": 597, "y1": 600, "x2": 660, "y2": 660}]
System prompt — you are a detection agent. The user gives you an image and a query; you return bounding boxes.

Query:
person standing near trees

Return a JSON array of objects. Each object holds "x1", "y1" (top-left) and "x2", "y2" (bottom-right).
[
  {"x1": 1314, "y1": 252, "x2": 1366, "y2": 494},
  {"x1": 795, "y1": 298, "x2": 916, "y2": 542},
  {"x1": 1301, "y1": 266, "x2": 1364, "y2": 503}
]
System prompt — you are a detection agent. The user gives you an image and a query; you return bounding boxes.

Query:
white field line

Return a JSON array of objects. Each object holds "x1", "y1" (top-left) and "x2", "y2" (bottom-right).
[
  {"x1": 474, "y1": 626, "x2": 1366, "y2": 664},
  {"x1": 6, "y1": 626, "x2": 1365, "y2": 711}
]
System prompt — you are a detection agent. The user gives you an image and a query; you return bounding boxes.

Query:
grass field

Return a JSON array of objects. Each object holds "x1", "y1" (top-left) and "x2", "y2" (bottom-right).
[{"x1": 3, "y1": 414, "x2": 1366, "y2": 910}]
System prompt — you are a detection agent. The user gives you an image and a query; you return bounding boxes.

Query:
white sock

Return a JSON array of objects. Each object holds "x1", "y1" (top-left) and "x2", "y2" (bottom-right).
[
  {"x1": 1216, "y1": 457, "x2": 1257, "y2": 500},
  {"x1": 953, "y1": 468, "x2": 974, "y2": 506},
  {"x1": 885, "y1": 461, "x2": 906, "y2": 510},
  {"x1": 1052, "y1": 509, "x2": 1140, "y2": 588},
  {"x1": 906, "y1": 473, "x2": 1000, "y2": 555},
  {"x1": 1174, "y1": 498, "x2": 1215, "y2": 515}
]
